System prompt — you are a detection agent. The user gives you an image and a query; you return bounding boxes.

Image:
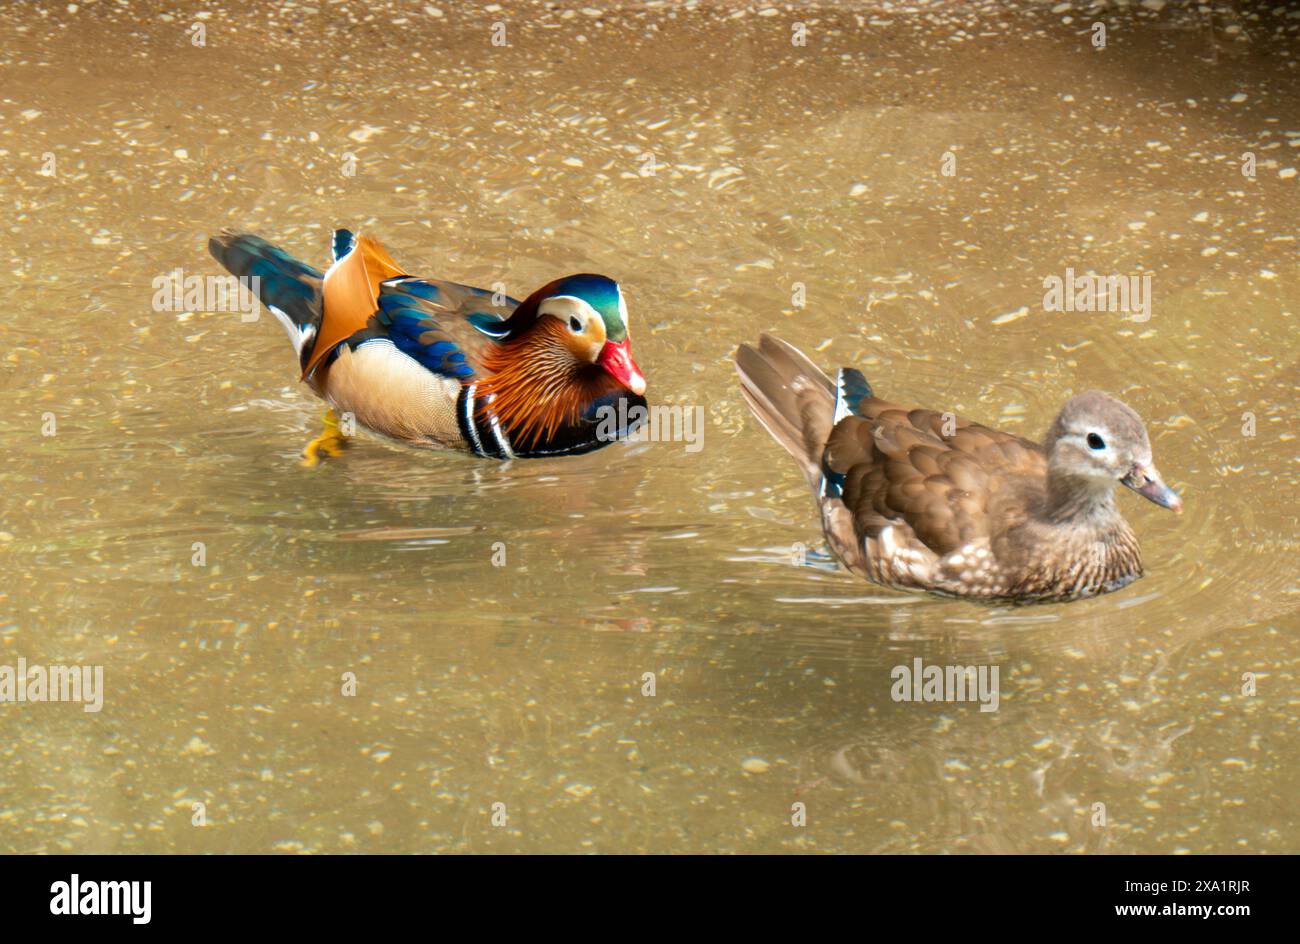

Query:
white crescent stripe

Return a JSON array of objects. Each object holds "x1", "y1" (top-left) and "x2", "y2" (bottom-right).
[
  {"x1": 463, "y1": 383, "x2": 486, "y2": 457},
  {"x1": 483, "y1": 393, "x2": 515, "y2": 460}
]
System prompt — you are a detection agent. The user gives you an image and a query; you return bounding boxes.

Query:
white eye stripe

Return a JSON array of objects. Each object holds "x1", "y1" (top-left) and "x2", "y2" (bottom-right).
[
  {"x1": 538, "y1": 290, "x2": 627, "y2": 334},
  {"x1": 539, "y1": 295, "x2": 602, "y2": 325}
]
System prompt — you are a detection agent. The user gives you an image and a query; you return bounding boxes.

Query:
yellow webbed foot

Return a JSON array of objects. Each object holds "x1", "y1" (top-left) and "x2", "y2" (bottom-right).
[{"x1": 301, "y1": 408, "x2": 350, "y2": 467}]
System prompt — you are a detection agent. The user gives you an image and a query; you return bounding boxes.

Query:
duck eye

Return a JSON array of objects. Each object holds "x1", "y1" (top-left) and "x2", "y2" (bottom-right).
[
  {"x1": 568, "y1": 316, "x2": 583, "y2": 333},
  {"x1": 1086, "y1": 432, "x2": 1105, "y2": 450}
]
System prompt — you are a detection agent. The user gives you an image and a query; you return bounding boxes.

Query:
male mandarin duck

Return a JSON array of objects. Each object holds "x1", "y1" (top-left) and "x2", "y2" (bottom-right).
[
  {"x1": 735, "y1": 335, "x2": 1183, "y2": 604},
  {"x1": 209, "y1": 229, "x2": 647, "y2": 462}
]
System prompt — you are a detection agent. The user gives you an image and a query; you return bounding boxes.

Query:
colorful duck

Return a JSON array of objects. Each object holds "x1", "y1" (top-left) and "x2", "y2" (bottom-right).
[
  {"x1": 209, "y1": 230, "x2": 647, "y2": 463},
  {"x1": 736, "y1": 335, "x2": 1182, "y2": 604}
]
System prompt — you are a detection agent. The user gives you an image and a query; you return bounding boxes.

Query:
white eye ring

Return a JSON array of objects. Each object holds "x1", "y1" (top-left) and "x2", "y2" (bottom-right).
[{"x1": 568, "y1": 315, "x2": 583, "y2": 333}]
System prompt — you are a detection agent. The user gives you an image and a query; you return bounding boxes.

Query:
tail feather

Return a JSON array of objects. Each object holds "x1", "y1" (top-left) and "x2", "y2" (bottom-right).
[
  {"x1": 734, "y1": 334, "x2": 837, "y2": 491},
  {"x1": 208, "y1": 230, "x2": 324, "y2": 364}
]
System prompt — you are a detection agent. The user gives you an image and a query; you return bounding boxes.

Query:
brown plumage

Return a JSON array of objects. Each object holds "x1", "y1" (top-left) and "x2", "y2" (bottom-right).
[{"x1": 736, "y1": 335, "x2": 1183, "y2": 604}]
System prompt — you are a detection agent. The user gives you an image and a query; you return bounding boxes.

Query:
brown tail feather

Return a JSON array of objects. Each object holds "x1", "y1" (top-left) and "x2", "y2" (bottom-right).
[{"x1": 734, "y1": 334, "x2": 836, "y2": 491}]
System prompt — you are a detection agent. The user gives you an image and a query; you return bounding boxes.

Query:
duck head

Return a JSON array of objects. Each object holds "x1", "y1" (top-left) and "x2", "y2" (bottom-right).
[
  {"x1": 1043, "y1": 390, "x2": 1182, "y2": 519},
  {"x1": 474, "y1": 273, "x2": 647, "y2": 451},
  {"x1": 484, "y1": 273, "x2": 645, "y2": 395}
]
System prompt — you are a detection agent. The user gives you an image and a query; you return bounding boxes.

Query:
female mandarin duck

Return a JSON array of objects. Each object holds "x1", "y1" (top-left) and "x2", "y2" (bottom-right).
[
  {"x1": 735, "y1": 335, "x2": 1183, "y2": 604},
  {"x1": 209, "y1": 229, "x2": 647, "y2": 463}
]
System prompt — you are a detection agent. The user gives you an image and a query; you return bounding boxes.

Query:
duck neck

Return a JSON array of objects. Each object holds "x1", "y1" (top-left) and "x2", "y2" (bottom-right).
[
  {"x1": 1043, "y1": 473, "x2": 1121, "y2": 528},
  {"x1": 1036, "y1": 472, "x2": 1142, "y2": 594}
]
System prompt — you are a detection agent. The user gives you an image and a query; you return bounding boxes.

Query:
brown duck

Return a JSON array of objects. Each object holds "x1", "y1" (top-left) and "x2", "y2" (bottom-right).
[{"x1": 735, "y1": 335, "x2": 1183, "y2": 603}]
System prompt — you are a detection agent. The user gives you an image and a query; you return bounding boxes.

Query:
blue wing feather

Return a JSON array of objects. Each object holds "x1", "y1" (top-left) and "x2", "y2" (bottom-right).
[
  {"x1": 374, "y1": 282, "x2": 477, "y2": 380},
  {"x1": 347, "y1": 276, "x2": 526, "y2": 382},
  {"x1": 332, "y1": 229, "x2": 356, "y2": 263}
]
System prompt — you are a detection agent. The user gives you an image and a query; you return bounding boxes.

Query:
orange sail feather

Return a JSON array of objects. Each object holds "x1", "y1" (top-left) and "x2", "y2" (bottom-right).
[{"x1": 303, "y1": 235, "x2": 406, "y2": 380}]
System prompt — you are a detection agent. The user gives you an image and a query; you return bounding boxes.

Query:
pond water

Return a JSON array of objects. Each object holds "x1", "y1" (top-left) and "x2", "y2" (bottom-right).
[{"x1": 0, "y1": 0, "x2": 1296, "y2": 852}]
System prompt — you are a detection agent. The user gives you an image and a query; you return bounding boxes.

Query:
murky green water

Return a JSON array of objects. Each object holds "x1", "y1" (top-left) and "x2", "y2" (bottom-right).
[{"x1": 0, "y1": 0, "x2": 1296, "y2": 853}]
